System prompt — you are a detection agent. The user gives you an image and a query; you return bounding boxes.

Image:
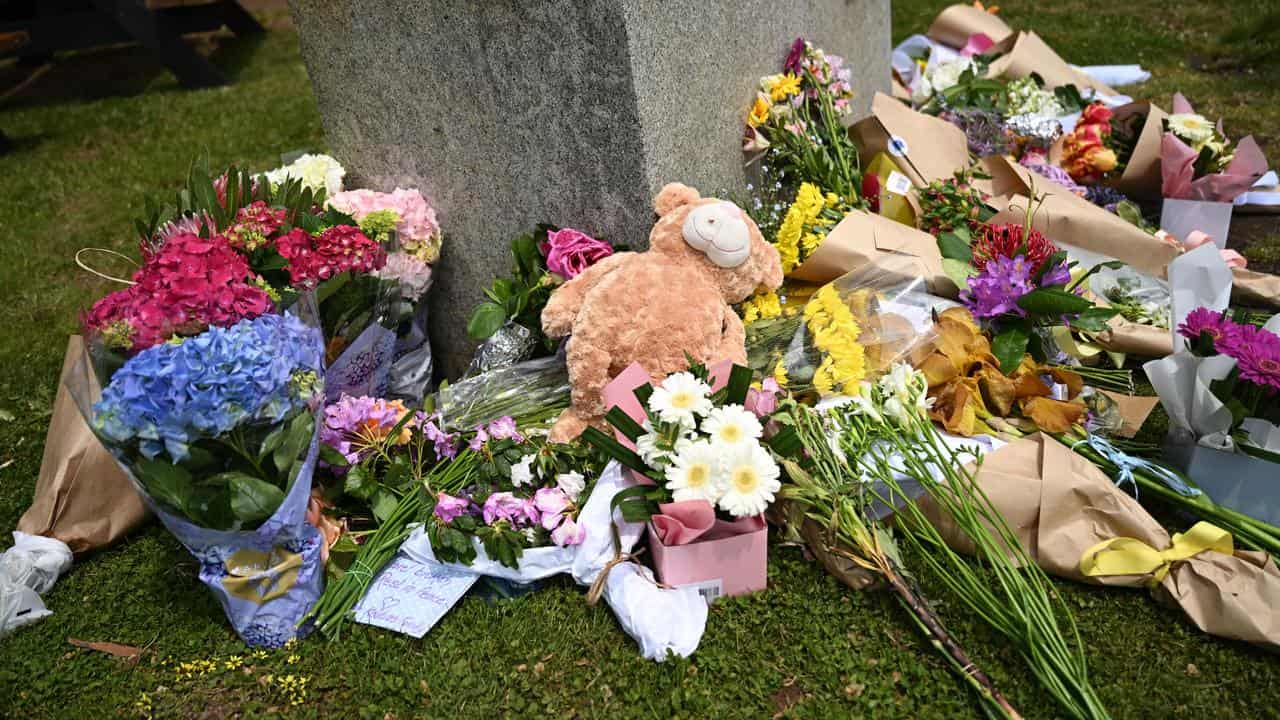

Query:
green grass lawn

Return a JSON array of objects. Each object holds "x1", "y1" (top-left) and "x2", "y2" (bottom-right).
[{"x1": 1, "y1": 3, "x2": 1278, "y2": 719}]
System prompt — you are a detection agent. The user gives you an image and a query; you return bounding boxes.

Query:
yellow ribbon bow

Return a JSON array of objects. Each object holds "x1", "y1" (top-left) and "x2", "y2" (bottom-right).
[{"x1": 1079, "y1": 521, "x2": 1233, "y2": 586}]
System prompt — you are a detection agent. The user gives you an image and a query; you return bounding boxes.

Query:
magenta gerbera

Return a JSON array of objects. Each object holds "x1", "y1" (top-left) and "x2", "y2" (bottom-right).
[
  {"x1": 1222, "y1": 324, "x2": 1280, "y2": 391},
  {"x1": 1177, "y1": 308, "x2": 1236, "y2": 349}
]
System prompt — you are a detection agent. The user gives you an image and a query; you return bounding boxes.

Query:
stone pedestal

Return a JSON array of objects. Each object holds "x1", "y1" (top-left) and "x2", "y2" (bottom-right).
[{"x1": 289, "y1": 0, "x2": 890, "y2": 378}]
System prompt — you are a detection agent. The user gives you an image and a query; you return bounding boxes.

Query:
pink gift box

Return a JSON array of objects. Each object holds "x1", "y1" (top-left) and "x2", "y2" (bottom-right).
[
  {"x1": 647, "y1": 514, "x2": 768, "y2": 599},
  {"x1": 601, "y1": 361, "x2": 769, "y2": 600}
]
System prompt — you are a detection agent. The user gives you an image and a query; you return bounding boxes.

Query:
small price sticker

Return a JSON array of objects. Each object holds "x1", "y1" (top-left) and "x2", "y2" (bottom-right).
[
  {"x1": 688, "y1": 579, "x2": 724, "y2": 605},
  {"x1": 886, "y1": 170, "x2": 913, "y2": 196}
]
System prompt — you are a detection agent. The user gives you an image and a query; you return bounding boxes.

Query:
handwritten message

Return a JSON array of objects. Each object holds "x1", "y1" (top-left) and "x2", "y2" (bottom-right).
[{"x1": 353, "y1": 555, "x2": 478, "y2": 638}]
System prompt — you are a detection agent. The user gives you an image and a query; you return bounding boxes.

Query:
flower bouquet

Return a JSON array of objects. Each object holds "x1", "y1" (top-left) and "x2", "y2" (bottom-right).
[
  {"x1": 584, "y1": 361, "x2": 777, "y2": 597},
  {"x1": 465, "y1": 226, "x2": 616, "y2": 374},
  {"x1": 69, "y1": 307, "x2": 328, "y2": 647},
  {"x1": 1146, "y1": 309, "x2": 1280, "y2": 525},
  {"x1": 326, "y1": 187, "x2": 444, "y2": 399},
  {"x1": 129, "y1": 156, "x2": 439, "y2": 402},
  {"x1": 1159, "y1": 94, "x2": 1268, "y2": 245},
  {"x1": 937, "y1": 203, "x2": 1120, "y2": 373},
  {"x1": 744, "y1": 257, "x2": 951, "y2": 402}
]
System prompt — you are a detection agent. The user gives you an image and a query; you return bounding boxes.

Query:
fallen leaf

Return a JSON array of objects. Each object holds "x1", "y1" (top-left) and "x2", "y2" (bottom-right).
[
  {"x1": 844, "y1": 682, "x2": 866, "y2": 699},
  {"x1": 1186, "y1": 663, "x2": 1200, "y2": 676},
  {"x1": 0, "y1": 408, "x2": 13, "y2": 422},
  {"x1": 68, "y1": 638, "x2": 142, "y2": 658}
]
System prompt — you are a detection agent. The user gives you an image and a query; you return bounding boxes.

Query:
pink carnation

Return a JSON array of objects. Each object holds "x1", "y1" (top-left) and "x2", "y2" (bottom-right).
[
  {"x1": 541, "y1": 228, "x2": 612, "y2": 279},
  {"x1": 84, "y1": 233, "x2": 274, "y2": 353},
  {"x1": 276, "y1": 225, "x2": 386, "y2": 287}
]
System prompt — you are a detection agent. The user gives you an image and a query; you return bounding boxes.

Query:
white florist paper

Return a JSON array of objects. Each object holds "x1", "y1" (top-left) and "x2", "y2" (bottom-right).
[{"x1": 353, "y1": 555, "x2": 478, "y2": 638}]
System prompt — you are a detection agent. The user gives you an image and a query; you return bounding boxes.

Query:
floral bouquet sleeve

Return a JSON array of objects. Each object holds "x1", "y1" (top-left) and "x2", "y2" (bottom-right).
[{"x1": 69, "y1": 307, "x2": 328, "y2": 647}]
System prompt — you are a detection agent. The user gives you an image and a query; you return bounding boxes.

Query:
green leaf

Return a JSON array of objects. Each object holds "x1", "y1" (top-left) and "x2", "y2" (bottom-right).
[
  {"x1": 274, "y1": 412, "x2": 314, "y2": 477},
  {"x1": 344, "y1": 463, "x2": 376, "y2": 500},
  {"x1": 723, "y1": 364, "x2": 754, "y2": 406},
  {"x1": 228, "y1": 474, "x2": 286, "y2": 525},
  {"x1": 1015, "y1": 288, "x2": 1093, "y2": 316},
  {"x1": 942, "y1": 258, "x2": 977, "y2": 290},
  {"x1": 467, "y1": 302, "x2": 508, "y2": 340},
  {"x1": 581, "y1": 426, "x2": 648, "y2": 473},
  {"x1": 604, "y1": 406, "x2": 645, "y2": 442},
  {"x1": 937, "y1": 232, "x2": 973, "y2": 262},
  {"x1": 371, "y1": 489, "x2": 399, "y2": 524},
  {"x1": 1069, "y1": 307, "x2": 1120, "y2": 333},
  {"x1": 135, "y1": 458, "x2": 194, "y2": 515},
  {"x1": 992, "y1": 325, "x2": 1031, "y2": 375},
  {"x1": 259, "y1": 424, "x2": 287, "y2": 461},
  {"x1": 319, "y1": 443, "x2": 350, "y2": 467}
]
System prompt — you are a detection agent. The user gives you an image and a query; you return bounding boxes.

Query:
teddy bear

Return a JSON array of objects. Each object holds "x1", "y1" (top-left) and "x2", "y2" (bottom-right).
[{"x1": 541, "y1": 182, "x2": 784, "y2": 442}]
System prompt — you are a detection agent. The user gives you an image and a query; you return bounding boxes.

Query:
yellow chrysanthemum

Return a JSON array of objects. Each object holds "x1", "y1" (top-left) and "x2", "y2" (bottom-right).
[
  {"x1": 803, "y1": 284, "x2": 866, "y2": 396},
  {"x1": 772, "y1": 360, "x2": 790, "y2": 388},
  {"x1": 767, "y1": 73, "x2": 803, "y2": 102},
  {"x1": 747, "y1": 93, "x2": 772, "y2": 128},
  {"x1": 741, "y1": 291, "x2": 783, "y2": 323},
  {"x1": 774, "y1": 183, "x2": 827, "y2": 274}
]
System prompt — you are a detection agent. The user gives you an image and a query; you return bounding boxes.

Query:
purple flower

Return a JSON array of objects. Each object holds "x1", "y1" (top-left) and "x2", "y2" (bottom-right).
[
  {"x1": 961, "y1": 255, "x2": 1036, "y2": 319},
  {"x1": 541, "y1": 228, "x2": 613, "y2": 279},
  {"x1": 534, "y1": 487, "x2": 571, "y2": 531},
  {"x1": 1221, "y1": 324, "x2": 1280, "y2": 392},
  {"x1": 423, "y1": 417, "x2": 460, "y2": 460},
  {"x1": 482, "y1": 492, "x2": 538, "y2": 527},
  {"x1": 783, "y1": 38, "x2": 806, "y2": 75},
  {"x1": 468, "y1": 425, "x2": 490, "y2": 452},
  {"x1": 434, "y1": 492, "x2": 474, "y2": 523},
  {"x1": 1039, "y1": 262, "x2": 1071, "y2": 287},
  {"x1": 551, "y1": 517, "x2": 586, "y2": 547},
  {"x1": 485, "y1": 416, "x2": 525, "y2": 443}
]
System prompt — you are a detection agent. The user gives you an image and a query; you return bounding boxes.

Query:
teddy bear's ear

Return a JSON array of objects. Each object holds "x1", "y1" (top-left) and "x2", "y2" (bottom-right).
[{"x1": 653, "y1": 183, "x2": 701, "y2": 217}]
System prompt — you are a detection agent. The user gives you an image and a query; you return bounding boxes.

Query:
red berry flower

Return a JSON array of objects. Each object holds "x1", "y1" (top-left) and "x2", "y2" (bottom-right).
[
  {"x1": 276, "y1": 224, "x2": 386, "y2": 287},
  {"x1": 971, "y1": 224, "x2": 1058, "y2": 275}
]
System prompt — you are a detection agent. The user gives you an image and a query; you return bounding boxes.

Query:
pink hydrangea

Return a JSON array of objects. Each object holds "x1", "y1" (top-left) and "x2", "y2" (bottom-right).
[
  {"x1": 84, "y1": 233, "x2": 273, "y2": 353},
  {"x1": 328, "y1": 187, "x2": 440, "y2": 248},
  {"x1": 375, "y1": 251, "x2": 432, "y2": 301},
  {"x1": 276, "y1": 225, "x2": 386, "y2": 287}
]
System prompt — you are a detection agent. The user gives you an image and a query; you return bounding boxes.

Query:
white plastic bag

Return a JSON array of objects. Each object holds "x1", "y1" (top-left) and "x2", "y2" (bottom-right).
[
  {"x1": 1, "y1": 531, "x2": 73, "y2": 638},
  {"x1": 398, "y1": 462, "x2": 708, "y2": 660}
]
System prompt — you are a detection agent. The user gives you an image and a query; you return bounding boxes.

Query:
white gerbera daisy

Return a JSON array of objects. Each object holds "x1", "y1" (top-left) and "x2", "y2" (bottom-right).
[
  {"x1": 717, "y1": 442, "x2": 781, "y2": 518},
  {"x1": 1167, "y1": 113, "x2": 1215, "y2": 146},
  {"x1": 648, "y1": 372, "x2": 713, "y2": 426},
  {"x1": 510, "y1": 454, "x2": 538, "y2": 487},
  {"x1": 702, "y1": 405, "x2": 763, "y2": 446},
  {"x1": 664, "y1": 440, "x2": 724, "y2": 504}
]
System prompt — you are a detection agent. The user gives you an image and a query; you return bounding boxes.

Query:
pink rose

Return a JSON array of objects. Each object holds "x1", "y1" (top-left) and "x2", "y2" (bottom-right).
[{"x1": 542, "y1": 228, "x2": 612, "y2": 279}]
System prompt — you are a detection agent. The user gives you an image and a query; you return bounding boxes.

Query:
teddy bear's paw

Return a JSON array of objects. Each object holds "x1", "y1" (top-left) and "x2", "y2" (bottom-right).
[{"x1": 548, "y1": 409, "x2": 592, "y2": 443}]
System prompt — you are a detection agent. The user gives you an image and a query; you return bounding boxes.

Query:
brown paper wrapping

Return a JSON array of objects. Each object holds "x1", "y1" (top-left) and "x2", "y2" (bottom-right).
[
  {"x1": 17, "y1": 337, "x2": 147, "y2": 555},
  {"x1": 851, "y1": 93, "x2": 971, "y2": 188},
  {"x1": 1092, "y1": 314, "x2": 1173, "y2": 357},
  {"x1": 1106, "y1": 102, "x2": 1168, "y2": 202},
  {"x1": 800, "y1": 518, "x2": 880, "y2": 591},
  {"x1": 986, "y1": 31, "x2": 1117, "y2": 96},
  {"x1": 983, "y1": 156, "x2": 1182, "y2": 278},
  {"x1": 1098, "y1": 391, "x2": 1160, "y2": 439},
  {"x1": 926, "y1": 4, "x2": 1014, "y2": 48},
  {"x1": 924, "y1": 434, "x2": 1280, "y2": 649},
  {"x1": 1231, "y1": 268, "x2": 1280, "y2": 309},
  {"x1": 791, "y1": 209, "x2": 958, "y2": 298}
]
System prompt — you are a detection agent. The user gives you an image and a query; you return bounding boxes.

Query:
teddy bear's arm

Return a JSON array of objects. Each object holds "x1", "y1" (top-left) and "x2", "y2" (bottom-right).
[
  {"x1": 541, "y1": 252, "x2": 630, "y2": 338},
  {"x1": 715, "y1": 303, "x2": 748, "y2": 365}
]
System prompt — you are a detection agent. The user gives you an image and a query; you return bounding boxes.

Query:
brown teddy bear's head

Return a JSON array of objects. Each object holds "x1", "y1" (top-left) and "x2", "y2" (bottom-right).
[{"x1": 648, "y1": 183, "x2": 784, "y2": 303}]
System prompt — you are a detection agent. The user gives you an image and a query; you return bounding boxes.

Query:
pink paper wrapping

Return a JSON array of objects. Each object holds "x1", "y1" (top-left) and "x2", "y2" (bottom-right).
[
  {"x1": 1160, "y1": 94, "x2": 1268, "y2": 202},
  {"x1": 600, "y1": 361, "x2": 769, "y2": 597}
]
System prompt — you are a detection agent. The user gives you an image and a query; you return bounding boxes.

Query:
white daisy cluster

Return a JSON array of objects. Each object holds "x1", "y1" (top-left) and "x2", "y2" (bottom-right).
[{"x1": 638, "y1": 372, "x2": 781, "y2": 518}]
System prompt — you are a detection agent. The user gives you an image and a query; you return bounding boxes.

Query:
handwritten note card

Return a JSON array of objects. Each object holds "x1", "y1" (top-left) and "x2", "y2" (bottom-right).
[{"x1": 353, "y1": 555, "x2": 478, "y2": 638}]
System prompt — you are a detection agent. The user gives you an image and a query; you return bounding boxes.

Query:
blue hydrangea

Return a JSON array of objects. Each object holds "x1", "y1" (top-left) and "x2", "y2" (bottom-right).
[{"x1": 94, "y1": 313, "x2": 324, "y2": 462}]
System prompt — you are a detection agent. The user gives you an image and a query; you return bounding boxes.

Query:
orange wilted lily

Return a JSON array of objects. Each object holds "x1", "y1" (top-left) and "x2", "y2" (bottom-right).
[{"x1": 917, "y1": 308, "x2": 1087, "y2": 437}]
